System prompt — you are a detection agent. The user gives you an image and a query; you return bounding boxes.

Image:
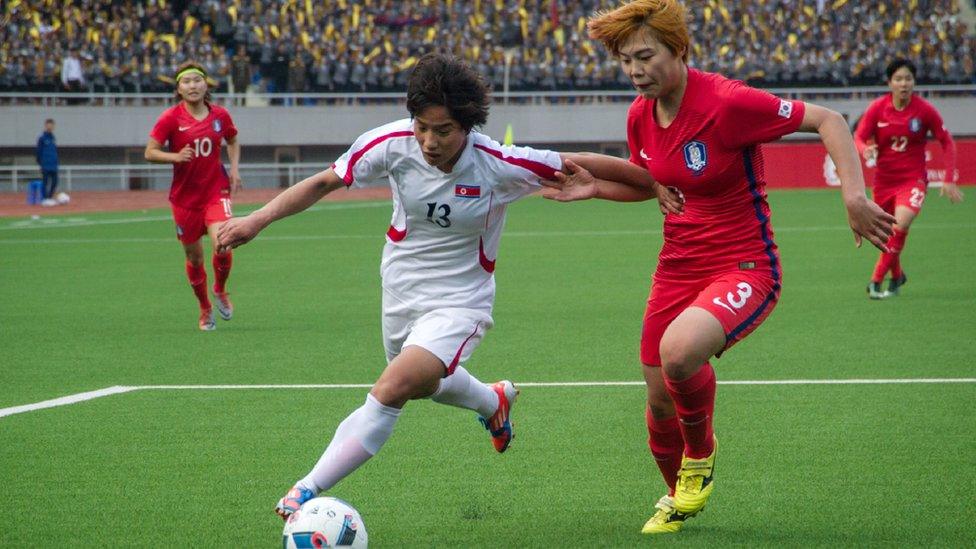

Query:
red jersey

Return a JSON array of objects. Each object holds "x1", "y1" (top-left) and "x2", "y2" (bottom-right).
[
  {"x1": 150, "y1": 102, "x2": 238, "y2": 209},
  {"x1": 627, "y1": 69, "x2": 805, "y2": 281},
  {"x1": 854, "y1": 94, "x2": 956, "y2": 188}
]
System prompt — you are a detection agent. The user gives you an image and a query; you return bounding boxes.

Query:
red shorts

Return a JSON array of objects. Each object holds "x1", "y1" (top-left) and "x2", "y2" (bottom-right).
[
  {"x1": 872, "y1": 179, "x2": 927, "y2": 215},
  {"x1": 171, "y1": 196, "x2": 232, "y2": 244},
  {"x1": 640, "y1": 269, "x2": 781, "y2": 366}
]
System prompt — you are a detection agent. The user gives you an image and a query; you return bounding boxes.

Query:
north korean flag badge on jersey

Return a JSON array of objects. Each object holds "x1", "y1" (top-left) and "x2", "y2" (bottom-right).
[{"x1": 455, "y1": 184, "x2": 481, "y2": 198}]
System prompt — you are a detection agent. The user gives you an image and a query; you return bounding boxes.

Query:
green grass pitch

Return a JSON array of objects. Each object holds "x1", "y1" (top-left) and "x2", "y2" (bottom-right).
[{"x1": 1, "y1": 189, "x2": 974, "y2": 546}]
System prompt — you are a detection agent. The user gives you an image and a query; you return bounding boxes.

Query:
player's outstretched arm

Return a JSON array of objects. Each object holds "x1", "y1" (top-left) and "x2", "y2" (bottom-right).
[
  {"x1": 545, "y1": 154, "x2": 684, "y2": 213},
  {"x1": 217, "y1": 168, "x2": 344, "y2": 252},
  {"x1": 798, "y1": 103, "x2": 895, "y2": 251}
]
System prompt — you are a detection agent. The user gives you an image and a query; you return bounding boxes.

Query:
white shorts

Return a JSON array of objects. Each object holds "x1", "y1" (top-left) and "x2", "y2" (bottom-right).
[{"x1": 381, "y1": 288, "x2": 494, "y2": 375}]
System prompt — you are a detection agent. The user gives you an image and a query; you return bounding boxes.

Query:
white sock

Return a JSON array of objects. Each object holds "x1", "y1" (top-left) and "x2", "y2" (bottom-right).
[
  {"x1": 429, "y1": 366, "x2": 499, "y2": 417},
  {"x1": 298, "y1": 393, "x2": 401, "y2": 493}
]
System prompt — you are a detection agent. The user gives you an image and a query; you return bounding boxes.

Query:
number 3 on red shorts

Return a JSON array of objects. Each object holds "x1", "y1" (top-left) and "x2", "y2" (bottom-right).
[{"x1": 712, "y1": 282, "x2": 753, "y2": 315}]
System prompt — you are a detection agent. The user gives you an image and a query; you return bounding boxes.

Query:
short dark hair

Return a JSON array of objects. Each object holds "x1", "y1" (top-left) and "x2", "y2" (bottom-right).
[
  {"x1": 44, "y1": 118, "x2": 54, "y2": 124},
  {"x1": 406, "y1": 53, "x2": 490, "y2": 132},
  {"x1": 885, "y1": 59, "x2": 916, "y2": 81}
]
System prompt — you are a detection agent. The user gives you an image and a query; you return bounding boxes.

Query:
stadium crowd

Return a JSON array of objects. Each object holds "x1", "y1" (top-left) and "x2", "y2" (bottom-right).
[{"x1": 1, "y1": 0, "x2": 973, "y2": 95}]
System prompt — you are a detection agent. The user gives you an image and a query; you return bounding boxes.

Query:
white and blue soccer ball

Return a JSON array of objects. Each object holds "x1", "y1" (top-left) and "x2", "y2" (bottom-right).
[
  {"x1": 55, "y1": 192, "x2": 70, "y2": 205},
  {"x1": 282, "y1": 497, "x2": 368, "y2": 548}
]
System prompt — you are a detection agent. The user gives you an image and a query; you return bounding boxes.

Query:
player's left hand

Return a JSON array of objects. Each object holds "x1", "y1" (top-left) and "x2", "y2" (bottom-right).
[
  {"x1": 940, "y1": 182, "x2": 964, "y2": 203},
  {"x1": 229, "y1": 170, "x2": 243, "y2": 195},
  {"x1": 845, "y1": 195, "x2": 896, "y2": 251},
  {"x1": 216, "y1": 214, "x2": 262, "y2": 253},
  {"x1": 540, "y1": 158, "x2": 598, "y2": 202}
]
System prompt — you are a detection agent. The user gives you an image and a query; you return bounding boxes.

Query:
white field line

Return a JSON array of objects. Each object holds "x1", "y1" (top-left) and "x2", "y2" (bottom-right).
[
  {"x1": 1, "y1": 222, "x2": 973, "y2": 245},
  {"x1": 0, "y1": 386, "x2": 137, "y2": 419},
  {"x1": 2, "y1": 378, "x2": 974, "y2": 420}
]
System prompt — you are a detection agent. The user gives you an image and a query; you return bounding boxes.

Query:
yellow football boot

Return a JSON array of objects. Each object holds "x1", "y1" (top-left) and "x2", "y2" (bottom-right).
[
  {"x1": 641, "y1": 495, "x2": 690, "y2": 534},
  {"x1": 673, "y1": 437, "x2": 717, "y2": 515}
]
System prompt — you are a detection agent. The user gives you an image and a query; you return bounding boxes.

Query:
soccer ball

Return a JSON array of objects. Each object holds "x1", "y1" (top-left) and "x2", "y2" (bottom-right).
[
  {"x1": 55, "y1": 192, "x2": 70, "y2": 205},
  {"x1": 282, "y1": 497, "x2": 368, "y2": 548}
]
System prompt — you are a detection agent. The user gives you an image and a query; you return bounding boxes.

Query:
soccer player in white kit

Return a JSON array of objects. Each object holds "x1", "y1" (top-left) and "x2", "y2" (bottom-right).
[{"x1": 217, "y1": 53, "x2": 679, "y2": 519}]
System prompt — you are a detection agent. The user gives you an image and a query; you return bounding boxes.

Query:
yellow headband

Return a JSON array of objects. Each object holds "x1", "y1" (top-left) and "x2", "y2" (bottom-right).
[{"x1": 176, "y1": 67, "x2": 207, "y2": 82}]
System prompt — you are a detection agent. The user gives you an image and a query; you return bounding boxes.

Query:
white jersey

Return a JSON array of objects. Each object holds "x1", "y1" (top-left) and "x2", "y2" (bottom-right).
[{"x1": 332, "y1": 118, "x2": 562, "y2": 312}]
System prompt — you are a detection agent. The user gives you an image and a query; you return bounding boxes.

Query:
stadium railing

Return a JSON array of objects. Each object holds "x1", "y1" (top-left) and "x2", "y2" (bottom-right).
[
  {"x1": 1, "y1": 85, "x2": 974, "y2": 107},
  {"x1": 0, "y1": 162, "x2": 327, "y2": 193}
]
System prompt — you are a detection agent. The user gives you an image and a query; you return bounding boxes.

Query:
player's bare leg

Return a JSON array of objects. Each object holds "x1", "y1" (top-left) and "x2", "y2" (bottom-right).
[{"x1": 659, "y1": 307, "x2": 725, "y2": 515}]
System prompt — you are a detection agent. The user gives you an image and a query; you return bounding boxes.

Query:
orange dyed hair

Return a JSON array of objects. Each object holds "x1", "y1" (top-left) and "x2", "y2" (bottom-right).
[{"x1": 588, "y1": 0, "x2": 690, "y2": 62}]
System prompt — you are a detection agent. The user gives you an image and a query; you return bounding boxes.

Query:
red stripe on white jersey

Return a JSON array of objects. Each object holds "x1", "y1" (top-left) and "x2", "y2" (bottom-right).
[
  {"x1": 386, "y1": 225, "x2": 407, "y2": 242},
  {"x1": 473, "y1": 144, "x2": 558, "y2": 180},
  {"x1": 342, "y1": 130, "x2": 414, "y2": 185},
  {"x1": 478, "y1": 236, "x2": 495, "y2": 273}
]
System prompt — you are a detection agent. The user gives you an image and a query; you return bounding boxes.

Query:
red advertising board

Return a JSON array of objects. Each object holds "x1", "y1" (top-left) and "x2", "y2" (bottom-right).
[{"x1": 761, "y1": 137, "x2": 976, "y2": 188}]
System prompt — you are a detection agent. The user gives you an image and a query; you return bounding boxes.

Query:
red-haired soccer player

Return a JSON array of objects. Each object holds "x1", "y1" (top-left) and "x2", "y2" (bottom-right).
[
  {"x1": 145, "y1": 62, "x2": 242, "y2": 330},
  {"x1": 549, "y1": 0, "x2": 894, "y2": 535},
  {"x1": 855, "y1": 58, "x2": 963, "y2": 299}
]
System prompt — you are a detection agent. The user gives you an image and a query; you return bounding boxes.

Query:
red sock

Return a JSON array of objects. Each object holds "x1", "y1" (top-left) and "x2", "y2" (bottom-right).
[
  {"x1": 871, "y1": 252, "x2": 896, "y2": 283},
  {"x1": 646, "y1": 409, "x2": 683, "y2": 496},
  {"x1": 887, "y1": 229, "x2": 907, "y2": 279},
  {"x1": 663, "y1": 363, "x2": 716, "y2": 459},
  {"x1": 212, "y1": 252, "x2": 233, "y2": 293},
  {"x1": 185, "y1": 261, "x2": 211, "y2": 310},
  {"x1": 890, "y1": 255, "x2": 902, "y2": 280}
]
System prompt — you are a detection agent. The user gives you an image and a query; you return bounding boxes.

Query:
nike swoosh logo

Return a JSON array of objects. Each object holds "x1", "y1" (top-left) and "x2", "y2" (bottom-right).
[
  {"x1": 877, "y1": 122, "x2": 890, "y2": 127},
  {"x1": 178, "y1": 126, "x2": 191, "y2": 131},
  {"x1": 640, "y1": 149, "x2": 651, "y2": 160}
]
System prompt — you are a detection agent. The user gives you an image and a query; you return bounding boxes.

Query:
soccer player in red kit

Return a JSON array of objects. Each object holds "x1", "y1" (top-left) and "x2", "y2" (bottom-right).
[
  {"x1": 854, "y1": 59, "x2": 963, "y2": 299},
  {"x1": 145, "y1": 62, "x2": 242, "y2": 330},
  {"x1": 547, "y1": 0, "x2": 895, "y2": 535}
]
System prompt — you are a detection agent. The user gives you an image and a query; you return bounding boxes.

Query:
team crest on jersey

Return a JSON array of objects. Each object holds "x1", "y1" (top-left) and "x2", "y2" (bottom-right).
[
  {"x1": 777, "y1": 99, "x2": 793, "y2": 119},
  {"x1": 455, "y1": 184, "x2": 481, "y2": 198},
  {"x1": 909, "y1": 118, "x2": 921, "y2": 133},
  {"x1": 212, "y1": 119, "x2": 222, "y2": 133},
  {"x1": 683, "y1": 141, "x2": 707, "y2": 175}
]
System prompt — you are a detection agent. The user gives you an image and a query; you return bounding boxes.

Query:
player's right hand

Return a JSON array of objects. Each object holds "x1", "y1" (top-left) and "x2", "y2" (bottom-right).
[
  {"x1": 845, "y1": 195, "x2": 895, "y2": 252},
  {"x1": 655, "y1": 185, "x2": 685, "y2": 215},
  {"x1": 861, "y1": 144, "x2": 878, "y2": 164},
  {"x1": 216, "y1": 215, "x2": 260, "y2": 253},
  {"x1": 175, "y1": 144, "x2": 194, "y2": 163}
]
